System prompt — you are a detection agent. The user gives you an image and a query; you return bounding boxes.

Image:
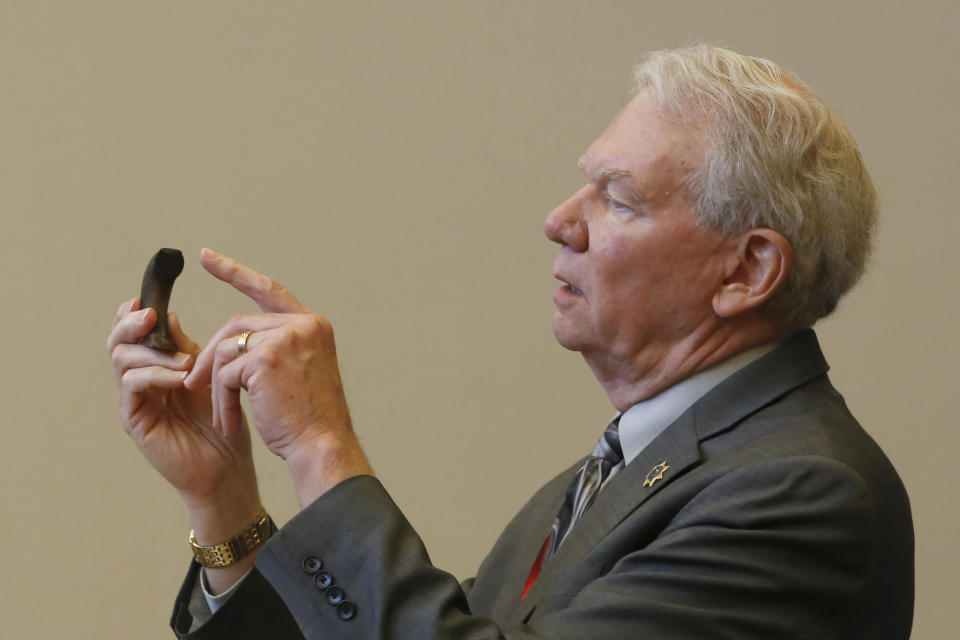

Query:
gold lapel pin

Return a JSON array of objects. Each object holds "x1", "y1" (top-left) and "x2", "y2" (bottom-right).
[{"x1": 643, "y1": 460, "x2": 670, "y2": 488}]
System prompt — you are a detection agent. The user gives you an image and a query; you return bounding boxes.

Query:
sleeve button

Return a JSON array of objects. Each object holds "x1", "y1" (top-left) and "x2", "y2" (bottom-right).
[
  {"x1": 313, "y1": 570, "x2": 334, "y2": 590},
  {"x1": 301, "y1": 556, "x2": 322, "y2": 574},
  {"x1": 326, "y1": 584, "x2": 345, "y2": 605},
  {"x1": 336, "y1": 600, "x2": 357, "y2": 621}
]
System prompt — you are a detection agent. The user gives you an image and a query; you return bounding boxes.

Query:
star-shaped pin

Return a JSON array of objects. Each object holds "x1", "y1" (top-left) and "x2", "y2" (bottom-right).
[{"x1": 643, "y1": 460, "x2": 670, "y2": 488}]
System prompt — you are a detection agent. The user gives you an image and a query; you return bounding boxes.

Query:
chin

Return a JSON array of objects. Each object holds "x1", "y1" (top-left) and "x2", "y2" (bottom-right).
[
  {"x1": 552, "y1": 316, "x2": 587, "y2": 352},
  {"x1": 553, "y1": 336, "x2": 582, "y2": 352}
]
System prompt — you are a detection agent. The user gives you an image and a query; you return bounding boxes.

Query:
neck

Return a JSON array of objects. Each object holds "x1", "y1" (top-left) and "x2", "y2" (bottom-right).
[{"x1": 585, "y1": 318, "x2": 784, "y2": 411}]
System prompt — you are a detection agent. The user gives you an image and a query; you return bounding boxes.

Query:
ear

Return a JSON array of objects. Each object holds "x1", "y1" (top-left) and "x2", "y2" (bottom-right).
[{"x1": 712, "y1": 229, "x2": 792, "y2": 318}]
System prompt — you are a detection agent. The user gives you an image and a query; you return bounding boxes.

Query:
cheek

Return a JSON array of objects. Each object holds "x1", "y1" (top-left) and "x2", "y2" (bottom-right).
[
  {"x1": 593, "y1": 239, "x2": 646, "y2": 288},
  {"x1": 600, "y1": 231, "x2": 676, "y2": 285},
  {"x1": 603, "y1": 230, "x2": 722, "y2": 305}
]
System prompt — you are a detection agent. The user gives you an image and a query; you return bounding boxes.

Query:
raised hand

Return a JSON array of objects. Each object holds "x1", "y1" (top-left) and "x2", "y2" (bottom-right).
[{"x1": 184, "y1": 249, "x2": 372, "y2": 506}]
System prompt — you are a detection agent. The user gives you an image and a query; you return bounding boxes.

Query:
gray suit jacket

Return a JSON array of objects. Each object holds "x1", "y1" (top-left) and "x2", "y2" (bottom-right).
[{"x1": 172, "y1": 330, "x2": 914, "y2": 639}]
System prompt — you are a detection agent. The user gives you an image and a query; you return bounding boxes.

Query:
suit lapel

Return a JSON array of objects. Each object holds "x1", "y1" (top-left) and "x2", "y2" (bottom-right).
[
  {"x1": 512, "y1": 330, "x2": 830, "y2": 623},
  {"x1": 552, "y1": 410, "x2": 701, "y2": 567},
  {"x1": 512, "y1": 411, "x2": 701, "y2": 622},
  {"x1": 491, "y1": 459, "x2": 585, "y2": 616}
]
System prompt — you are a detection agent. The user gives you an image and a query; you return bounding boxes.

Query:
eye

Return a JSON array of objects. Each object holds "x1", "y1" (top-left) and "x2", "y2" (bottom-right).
[{"x1": 605, "y1": 194, "x2": 634, "y2": 215}]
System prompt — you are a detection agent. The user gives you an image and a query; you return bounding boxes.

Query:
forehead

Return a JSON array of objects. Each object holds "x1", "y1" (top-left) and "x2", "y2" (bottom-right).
[{"x1": 581, "y1": 93, "x2": 706, "y2": 194}]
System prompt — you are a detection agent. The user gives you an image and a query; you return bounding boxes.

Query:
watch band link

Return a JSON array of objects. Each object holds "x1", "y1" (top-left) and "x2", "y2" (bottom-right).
[{"x1": 189, "y1": 510, "x2": 275, "y2": 568}]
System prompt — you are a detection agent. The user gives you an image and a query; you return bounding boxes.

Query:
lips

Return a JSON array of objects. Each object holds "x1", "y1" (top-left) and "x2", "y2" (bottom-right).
[{"x1": 554, "y1": 271, "x2": 583, "y2": 296}]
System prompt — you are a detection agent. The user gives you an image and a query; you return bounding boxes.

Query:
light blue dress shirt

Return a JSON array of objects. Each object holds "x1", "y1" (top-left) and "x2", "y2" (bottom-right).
[{"x1": 605, "y1": 341, "x2": 777, "y2": 485}]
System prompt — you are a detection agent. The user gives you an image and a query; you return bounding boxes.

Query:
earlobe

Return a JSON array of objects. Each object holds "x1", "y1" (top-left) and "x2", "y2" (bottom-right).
[{"x1": 712, "y1": 229, "x2": 792, "y2": 318}]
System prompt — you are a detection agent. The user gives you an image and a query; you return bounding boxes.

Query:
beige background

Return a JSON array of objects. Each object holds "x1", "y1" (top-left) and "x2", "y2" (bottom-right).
[{"x1": 1, "y1": 1, "x2": 956, "y2": 637}]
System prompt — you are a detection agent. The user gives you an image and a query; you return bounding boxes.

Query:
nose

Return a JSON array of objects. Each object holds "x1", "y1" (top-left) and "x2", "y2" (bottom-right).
[{"x1": 544, "y1": 187, "x2": 588, "y2": 252}]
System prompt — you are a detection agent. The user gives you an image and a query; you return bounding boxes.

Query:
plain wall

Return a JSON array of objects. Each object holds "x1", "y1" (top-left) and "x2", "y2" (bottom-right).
[{"x1": 1, "y1": 1, "x2": 956, "y2": 637}]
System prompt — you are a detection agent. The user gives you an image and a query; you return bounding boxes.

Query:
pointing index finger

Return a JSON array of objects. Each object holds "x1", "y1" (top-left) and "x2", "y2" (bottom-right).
[{"x1": 199, "y1": 248, "x2": 307, "y2": 313}]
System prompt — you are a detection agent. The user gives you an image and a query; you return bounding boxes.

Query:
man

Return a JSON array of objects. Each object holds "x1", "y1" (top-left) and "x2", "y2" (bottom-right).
[{"x1": 108, "y1": 45, "x2": 914, "y2": 638}]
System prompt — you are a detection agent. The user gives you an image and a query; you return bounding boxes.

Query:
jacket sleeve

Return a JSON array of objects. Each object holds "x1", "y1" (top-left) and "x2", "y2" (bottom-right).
[{"x1": 170, "y1": 560, "x2": 305, "y2": 639}]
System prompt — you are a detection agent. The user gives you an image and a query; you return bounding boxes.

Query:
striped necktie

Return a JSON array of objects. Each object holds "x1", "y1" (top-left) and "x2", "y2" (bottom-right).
[{"x1": 521, "y1": 418, "x2": 624, "y2": 600}]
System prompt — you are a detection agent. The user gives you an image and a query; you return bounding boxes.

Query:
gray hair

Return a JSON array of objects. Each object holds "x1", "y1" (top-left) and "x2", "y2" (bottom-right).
[{"x1": 633, "y1": 45, "x2": 877, "y2": 329}]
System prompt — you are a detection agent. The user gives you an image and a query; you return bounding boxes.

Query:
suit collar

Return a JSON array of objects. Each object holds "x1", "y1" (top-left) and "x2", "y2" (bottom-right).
[
  {"x1": 691, "y1": 329, "x2": 828, "y2": 441},
  {"x1": 513, "y1": 329, "x2": 828, "y2": 622},
  {"x1": 617, "y1": 339, "x2": 779, "y2": 464}
]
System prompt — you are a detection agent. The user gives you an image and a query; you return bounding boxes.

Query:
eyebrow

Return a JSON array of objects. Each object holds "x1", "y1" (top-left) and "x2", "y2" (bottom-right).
[
  {"x1": 578, "y1": 155, "x2": 644, "y2": 200},
  {"x1": 578, "y1": 154, "x2": 633, "y2": 180}
]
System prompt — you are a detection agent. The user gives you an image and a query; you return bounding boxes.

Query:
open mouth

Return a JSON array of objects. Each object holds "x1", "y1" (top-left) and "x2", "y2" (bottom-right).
[{"x1": 553, "y1": 270, "x2": 583, "y2": 298}]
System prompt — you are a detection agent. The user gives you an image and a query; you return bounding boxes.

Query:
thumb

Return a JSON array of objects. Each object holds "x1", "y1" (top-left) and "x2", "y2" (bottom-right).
[{"x1": 168, "y1": 312, "x2": 201, "y2": 357}]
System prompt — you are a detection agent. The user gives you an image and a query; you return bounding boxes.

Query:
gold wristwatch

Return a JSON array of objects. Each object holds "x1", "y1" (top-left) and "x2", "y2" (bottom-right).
[{"x1": 189, "y1": 510, "x2": 275, "y2": 568}]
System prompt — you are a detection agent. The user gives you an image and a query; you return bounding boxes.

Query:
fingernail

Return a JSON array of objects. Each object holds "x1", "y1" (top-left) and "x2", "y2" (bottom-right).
[
  {"x1": 139, "y1": 308, "x2": 152, "y2": 319},
  {"x1": 201, "y1": 248, "x2": 220, "y2": 259},
  {"x1": 175, "y1": 352, "x2": 192, "y2": 364}
]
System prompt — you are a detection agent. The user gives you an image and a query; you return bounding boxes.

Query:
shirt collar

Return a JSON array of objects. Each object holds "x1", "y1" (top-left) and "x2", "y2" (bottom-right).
[{"x1": 616, "y1": 341, "x2": 779, "y2": 466}]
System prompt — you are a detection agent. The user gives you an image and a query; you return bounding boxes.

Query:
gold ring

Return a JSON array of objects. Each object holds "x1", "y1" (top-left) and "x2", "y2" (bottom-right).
[{"x1": 237, "y1": 330, "x2": 253, "y2": 356}]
